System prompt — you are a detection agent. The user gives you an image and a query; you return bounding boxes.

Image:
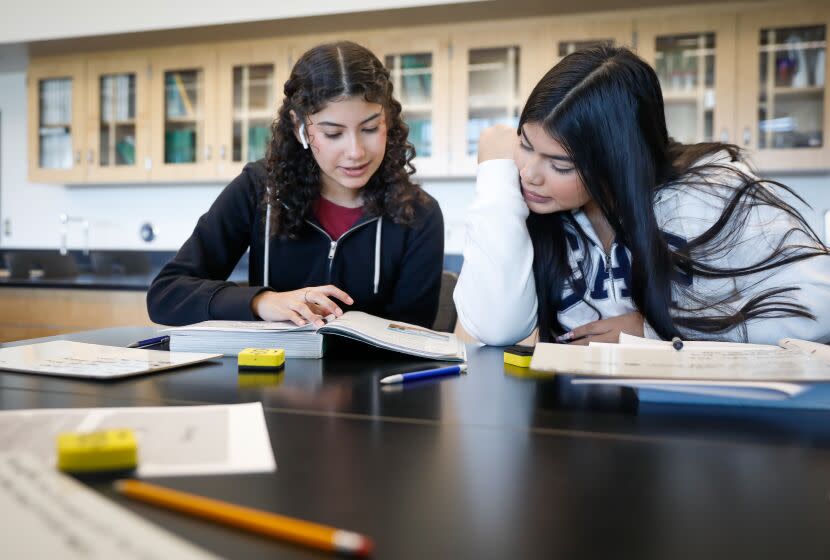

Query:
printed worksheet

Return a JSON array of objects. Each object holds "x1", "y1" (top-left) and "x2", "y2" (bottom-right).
[
  {"x1": 0, "y1": 340, "x2": 220, "y2": 379},
  {"x1": 0, "y1": 402, "x2": 276, "y2": 476},
  {"x1": 0, "y1": 453, "x2": 220, "y2": 559}
]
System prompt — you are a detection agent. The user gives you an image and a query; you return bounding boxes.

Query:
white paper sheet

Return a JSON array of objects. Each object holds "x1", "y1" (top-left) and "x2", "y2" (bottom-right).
[
  {"x1": 0, "y1": 402, "x2": 276, "y2": 477},
  {"x1": 0, "y1": 453, "x2": 220, "y2": 559},
  {"x1": 0, "y1": 340, "x2": 221, "y2": 379}
]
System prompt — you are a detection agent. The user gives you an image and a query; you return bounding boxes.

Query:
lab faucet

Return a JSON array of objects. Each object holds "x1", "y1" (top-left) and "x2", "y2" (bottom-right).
[{"x1": 59, "y1": 214, "x2": 90, "y2": 256}]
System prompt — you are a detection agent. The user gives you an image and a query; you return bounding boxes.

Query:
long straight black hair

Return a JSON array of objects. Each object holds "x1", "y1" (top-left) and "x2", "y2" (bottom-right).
[{"x1": 523, "y1": 45, "x2": 829, "y2": 341}]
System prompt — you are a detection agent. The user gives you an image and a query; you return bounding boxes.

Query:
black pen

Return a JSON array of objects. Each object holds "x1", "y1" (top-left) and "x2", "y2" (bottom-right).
[{"x1": 127, "y1": 335, "x2": 170, "y2": 349}]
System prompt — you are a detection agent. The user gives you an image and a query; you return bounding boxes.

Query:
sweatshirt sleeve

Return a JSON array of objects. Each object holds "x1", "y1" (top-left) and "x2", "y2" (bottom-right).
[
  {"x1": 146, "y1": 166, "x2": 270, "y2": 326},
  {"x1": 383, "y1": 196, "x2": 445, "y2": 328},
  {"x1": 453, "y1": 159, "x2": 538, "y2": 345}
]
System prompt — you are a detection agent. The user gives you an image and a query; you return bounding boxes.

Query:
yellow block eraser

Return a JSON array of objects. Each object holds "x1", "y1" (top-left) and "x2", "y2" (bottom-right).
[
  {"x1": 504, "y1": 345, "x2": 534, "y2": 368},
  {"x1": 57, "y1": 429, "x2": 138, "y2": 473},
  {"x1": 238, "y1": 347, "x2": 285, "y2": 371}
]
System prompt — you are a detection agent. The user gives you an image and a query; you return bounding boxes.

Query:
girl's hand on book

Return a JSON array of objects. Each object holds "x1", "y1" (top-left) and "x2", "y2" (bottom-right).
[
  {"x1": 563, "y1": 312, "x2": 644, "y2": 345},
  {"x1": 252, "y1": 286, "x2": 354, "y2": 328}
]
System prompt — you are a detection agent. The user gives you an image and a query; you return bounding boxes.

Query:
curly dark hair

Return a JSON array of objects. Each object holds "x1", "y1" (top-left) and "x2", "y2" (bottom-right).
[{"x1": 264, "y1": 40, "x2": 428, "y2": 239}]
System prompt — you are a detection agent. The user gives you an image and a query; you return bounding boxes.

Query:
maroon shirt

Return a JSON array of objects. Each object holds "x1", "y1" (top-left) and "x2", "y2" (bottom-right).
[{"x1": 313, "y1": 196, "x2": 364, "y2": 240}]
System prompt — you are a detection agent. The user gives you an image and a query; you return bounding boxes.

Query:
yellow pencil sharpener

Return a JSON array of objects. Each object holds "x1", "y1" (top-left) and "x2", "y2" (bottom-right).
[
  {"x1": 503, "y1": 345, "x2": 534, "y2": 368},
  {"x1": 57, "y1": 428, "x2": 138, "y2": 474},
  {"x1": 238, "y1": 348, "x2": 285, "y2": 373}
]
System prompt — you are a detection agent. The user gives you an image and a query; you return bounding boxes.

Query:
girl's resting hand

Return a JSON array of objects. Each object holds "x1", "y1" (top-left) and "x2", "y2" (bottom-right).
[
  {"x1": 251, "y1": 285, "x2": 354, "y2": 328},
  {"x1": 478, "y1": 124, "x2": 519, "y2": 163},
  {"x1": 561, "y1": 311, "x2": 645, "y2": 345}
]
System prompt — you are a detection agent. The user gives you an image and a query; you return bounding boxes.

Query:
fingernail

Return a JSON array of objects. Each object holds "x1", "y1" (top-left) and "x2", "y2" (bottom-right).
[
  {"x1": 555, "y1": 332, "x2": 574, "y2": 343},
  {"x1": 348, "y1": 298, "x2": 354, "y2": 304}
]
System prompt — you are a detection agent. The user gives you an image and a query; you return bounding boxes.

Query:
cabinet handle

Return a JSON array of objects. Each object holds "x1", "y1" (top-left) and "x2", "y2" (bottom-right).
[
  {"x1": 719, "y1": 128, "x2": 729, "y2": 143},
  {"x1": 742, "y1": 126, "x2": 752, "y2": 147},
  {"x1": 87, "y1": 149, "x2": 95, "y2": 164},
  {"x1": 74, "y1": 150, "x2": 81, "y2": 164},
  {"x1": 219, "y1": 145, "x2": 227, "y2": 160},
  {"x1": 205, "y1": 145, "x2": 212, "y2": 161}
]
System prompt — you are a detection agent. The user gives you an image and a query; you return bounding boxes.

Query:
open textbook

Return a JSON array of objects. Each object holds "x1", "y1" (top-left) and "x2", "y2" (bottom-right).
[
  {"x1": 164, "y1": 311, "x2": 466, "y2": 361},
  {"x1": 531, "y1": 334, "x2": 830, "y2": 408}
]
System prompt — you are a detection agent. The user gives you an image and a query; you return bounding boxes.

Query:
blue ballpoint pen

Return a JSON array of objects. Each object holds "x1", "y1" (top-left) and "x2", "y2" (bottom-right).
[
  {"x1": 380, "y1": 364, "x2": 467, "y2": 385},
  {"x1": 127, "y1": 335, "x2": 170, "y2": 349}
]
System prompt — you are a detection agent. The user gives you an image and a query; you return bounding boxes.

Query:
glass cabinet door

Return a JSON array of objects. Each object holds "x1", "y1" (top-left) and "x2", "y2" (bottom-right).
[
  {"x1": 465, "y1": 46, "x2": 521, "y2": 158},
  {"x1": 758, "y1": 25, "x2": 825, "y2": 150},
  {"x1": 28, "y1": 61, "x2": 86, "y2": 183},
  {"x1": 737, "y1": 8, "x2": 830, "y2": 170},
  {"x1": 656, "y1": 33, "x2": 716, "y2": 143},
  {"x1": 216, "y1": 42, "x2": 283, "y2": 180},
  {"x1": 86, "y1": 56, "x2": 150, "y2": 182},
  {"x1": 372, "y1": 34, "x2": 450, "y2": 176},
  {"x1": 150, "y1": 51, "x2": 217, "y2": 181},
  {"x1": 637, "y1": 15, "x2": 737, "y2": 146},
  {"x1": 449, "y1": 27, "x2": 538, "y2": 175},
  {"x1": 232, "y1": 64, "x2": 274, "y2": 164}
]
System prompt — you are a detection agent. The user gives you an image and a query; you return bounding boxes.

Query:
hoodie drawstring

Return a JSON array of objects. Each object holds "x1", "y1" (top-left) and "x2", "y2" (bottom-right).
[
  {"x1": 263, "y1": 199, "x2": 271, "y2": 288},
  {"x1": 373, "y1": 217, "x2": 382, "y2": 294}
]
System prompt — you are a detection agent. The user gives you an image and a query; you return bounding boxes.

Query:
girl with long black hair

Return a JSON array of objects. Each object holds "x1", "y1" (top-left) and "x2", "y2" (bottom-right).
[
  {"x1": 149, "y1": 41, "x2": 444, "y2": 328},
  {"x1": 454, "y1": 45, "x2": 830, "y2": 346}
]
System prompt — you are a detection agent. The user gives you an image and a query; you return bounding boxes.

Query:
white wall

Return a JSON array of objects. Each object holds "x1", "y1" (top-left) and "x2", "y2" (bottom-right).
[
  {"x1": 0, "y1": 0, "x2": 481, "y2": 44},
  {"x1": 2, "y1": 44, "x2": 829, "y2": 255}
]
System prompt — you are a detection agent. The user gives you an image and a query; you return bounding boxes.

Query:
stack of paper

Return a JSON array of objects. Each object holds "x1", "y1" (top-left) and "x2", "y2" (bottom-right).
[
  {"x1": 164, "y1": 312, "x2": 467, "y2": 361},
  {"x1": 530, "y1": 334, "x2": 830, "y2": 409},
  {"x1": 165, "y1": 320, "x2": 324, "y2": 358}
]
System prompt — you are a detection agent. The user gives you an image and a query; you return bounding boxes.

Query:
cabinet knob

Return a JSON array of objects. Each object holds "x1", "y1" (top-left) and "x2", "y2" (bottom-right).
[
  {"x1": 219, "y1": 145, "x2": 227, "y2": 160},
  {"x1": 74, "y1": 150, "x2": 81, "y2": 164},
  {"x1": 87, "y1": 149, "x2": 95, "y2": 164},
  {"x1": 742, "y1": 126, "x2": 752, "y2": 147},
  {"x1": 205, "y1": 145, "x2": 212, "y2": 161},
  {"x1": 719, "y1": 128, "x2": 729, "y2": 143}
]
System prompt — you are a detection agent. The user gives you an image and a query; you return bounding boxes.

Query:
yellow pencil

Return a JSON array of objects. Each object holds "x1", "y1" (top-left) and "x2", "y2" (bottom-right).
[{"x1": 114, "y1": 479, "x2": 374, "y2": 557}]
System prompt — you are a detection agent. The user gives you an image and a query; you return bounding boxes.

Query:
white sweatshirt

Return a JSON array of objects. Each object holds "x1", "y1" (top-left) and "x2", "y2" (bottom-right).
[{"x1": 454, "y1": 158, "x2": 830, "y2": 346}]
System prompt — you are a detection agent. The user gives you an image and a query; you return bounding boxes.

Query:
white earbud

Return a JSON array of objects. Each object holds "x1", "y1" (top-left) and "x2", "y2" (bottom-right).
[{"x1": 299, "y1": 122, "x2": 309, "y2": 150}]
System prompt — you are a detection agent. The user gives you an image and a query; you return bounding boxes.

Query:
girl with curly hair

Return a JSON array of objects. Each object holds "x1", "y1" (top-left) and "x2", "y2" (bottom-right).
[
  {"x1": 455, "y1": 45, "x2": 830, "y2": 346},
  {"x1": 148, "y1": 41, "x2": 444, "y2": 328}
]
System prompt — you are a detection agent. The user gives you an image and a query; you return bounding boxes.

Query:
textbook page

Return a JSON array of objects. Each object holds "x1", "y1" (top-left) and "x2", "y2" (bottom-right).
[
  {"x1": 0, "y1": 341, "x2": 221, "y2": 379},
  {"x1": 163, "y1": 319, "x2": 316, "y2": 333},
  {"x1": 530, "y1": 342, "x2": 830, "y2": 382},
  {"x1": 1, "y1": 454, "x2": 219, "y2": 560},
  {"x1": 0, "y1": 402, "x2": 276, "y2": 477},
  {"x1": 319, "y1": 311, "x2": 466, "y2": 361}
]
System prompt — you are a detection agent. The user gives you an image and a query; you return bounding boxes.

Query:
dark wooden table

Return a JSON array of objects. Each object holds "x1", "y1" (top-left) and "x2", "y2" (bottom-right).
[{"x1": 2, "y1": 328, "x2": 830, "y2": 559}]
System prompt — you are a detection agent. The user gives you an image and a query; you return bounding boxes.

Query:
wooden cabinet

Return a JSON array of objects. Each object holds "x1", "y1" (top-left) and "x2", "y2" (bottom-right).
[
  {"x1": 0, "y1": 288, "x2": 155, "y2": 343},
  {"x1": 25, "y1": 3, "x2": 830, "y2": 181},
  {"x1": 736, "y1": 6, "x2": 830, "y2": 170},
  {"x1": 86, "y1": 55, "x2": 151, "y2": 182},
  {"x1": 27, "y1": 60, "x2": 87, "y2": 184},
  {"x1": 636, "y1": 14, "x2": 738, "y2": 145}
]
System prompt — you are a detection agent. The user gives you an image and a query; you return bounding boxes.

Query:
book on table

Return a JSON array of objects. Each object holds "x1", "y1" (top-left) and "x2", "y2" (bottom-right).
[
  {"x1": 163, "y1": 311, "x2": 466, "y2": 361},
  {"x1": 529, "y1": 333, "x2": 830, "y2": 409}
]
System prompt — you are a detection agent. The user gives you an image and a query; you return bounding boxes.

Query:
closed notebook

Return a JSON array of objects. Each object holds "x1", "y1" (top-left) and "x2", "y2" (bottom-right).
[{"x1": 164, "y1": 311, "x2": 466, "y2": 361}]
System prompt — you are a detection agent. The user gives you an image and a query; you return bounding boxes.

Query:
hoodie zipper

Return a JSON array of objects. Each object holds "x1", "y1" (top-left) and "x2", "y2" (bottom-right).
[
  {"x1": 605, "y1": 248, "x2": 617, "y2": 302},
  {"x1": 306, "y1": 218, "x2": 379, "y2": 281}
]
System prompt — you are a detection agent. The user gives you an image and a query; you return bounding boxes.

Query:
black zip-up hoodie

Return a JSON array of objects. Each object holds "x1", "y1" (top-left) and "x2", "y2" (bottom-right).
[{"x1": 147, "y1": 161, "x2": 444, "y2": 327}]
